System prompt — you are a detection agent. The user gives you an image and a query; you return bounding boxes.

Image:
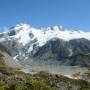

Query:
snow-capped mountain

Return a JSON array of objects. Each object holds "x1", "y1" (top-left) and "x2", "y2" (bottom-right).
[
  {"x1": 1, "y1": 23, "x2": 90, "y2": 46},
  {"x1": 0, "y1": 23, "x2": 90, "y2": 66}
]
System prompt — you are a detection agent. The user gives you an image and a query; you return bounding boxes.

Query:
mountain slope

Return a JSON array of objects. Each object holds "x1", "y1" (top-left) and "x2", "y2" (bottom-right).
[
  {"x1": 0, "y1": 44, "x2": 21, "y2": 73},
  {"x1": 0, "y1": 23, "x2": 90, "y2": 67}
]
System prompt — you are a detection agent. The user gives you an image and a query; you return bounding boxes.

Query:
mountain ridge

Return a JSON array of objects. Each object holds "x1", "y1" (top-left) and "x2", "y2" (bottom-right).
[{"x1": 0, "y1": 23, "x2": 90, "y2": 67}]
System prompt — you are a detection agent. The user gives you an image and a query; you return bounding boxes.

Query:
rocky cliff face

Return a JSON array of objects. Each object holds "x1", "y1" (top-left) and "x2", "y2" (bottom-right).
[
  {"x1": 0, "y1": 23, "x2": 90, "y2": 67},
  {"x1": 33, "y1": 38, "x2": 90, "y2": 66}
]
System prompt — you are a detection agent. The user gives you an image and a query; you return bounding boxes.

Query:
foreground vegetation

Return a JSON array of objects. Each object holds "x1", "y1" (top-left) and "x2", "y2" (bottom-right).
[
  {"x1": 0, "y1": 45, "x2": 90, "y2": 90},
  {"x1": 0, "y1": 70, "x2": 90, "y2": 90}
]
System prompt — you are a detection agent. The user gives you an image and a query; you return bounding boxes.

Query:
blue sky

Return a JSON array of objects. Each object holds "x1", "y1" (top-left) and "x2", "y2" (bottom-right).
[{"x1": 0, "y1": 0, "x2": 90, "y2": 31}]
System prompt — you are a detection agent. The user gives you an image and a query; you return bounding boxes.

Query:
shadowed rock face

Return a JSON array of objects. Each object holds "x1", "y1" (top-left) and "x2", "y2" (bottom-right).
[
  {"x1": 69, "y1": 38, "x2": 90, "y2": 54},
  {"x1": 33, "y1": 38, "x2": 90, "y2": 67},
  {"x1": 0, "y1": 37, "x2": 90, "y2": 67},
  {"x1": 33, "y1": 39, "x2": 70, "y2": 60},
  {"x1": 1, "y1": 37, "x2": 90, "y2": 67},
  {"x1": 8, "y1": 30, "x2": 16, "y2": 36}
]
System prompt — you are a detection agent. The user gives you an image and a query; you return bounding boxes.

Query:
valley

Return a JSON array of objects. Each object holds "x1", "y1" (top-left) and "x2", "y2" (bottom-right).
[{"x1": 0, "y1": 24, "x2": 90, "y2": 90}]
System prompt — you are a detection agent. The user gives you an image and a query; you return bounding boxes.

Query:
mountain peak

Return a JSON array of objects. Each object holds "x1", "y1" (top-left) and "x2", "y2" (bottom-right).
[
  {"x1": 47, "y1": 25, "x2": 64, "y2": 31},
  {"x1": 14, "y1": 23, "x2": 31, "y2": 31},
  {"x1": 1, "y1": 23, "x2": 90, "y2": 47}
]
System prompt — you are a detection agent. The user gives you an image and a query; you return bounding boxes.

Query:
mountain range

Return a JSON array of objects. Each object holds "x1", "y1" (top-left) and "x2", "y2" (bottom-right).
[{"x1": 0, "y1": 23, "x2": 90, "y2": 67}]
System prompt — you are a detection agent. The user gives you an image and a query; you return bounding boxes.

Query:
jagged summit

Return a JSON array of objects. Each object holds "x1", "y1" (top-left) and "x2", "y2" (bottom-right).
[
  {"x1": 46, "y1": 25, "x2": 64, "y2": 31},
  {"x1": 14, "y1": 23, "x2": 31, "y2": 30}
]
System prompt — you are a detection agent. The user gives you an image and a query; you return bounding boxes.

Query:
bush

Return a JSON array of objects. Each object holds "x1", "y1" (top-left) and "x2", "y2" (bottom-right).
[{"x1": 16, "y1": 79, "x2": 54, "y2": 90}]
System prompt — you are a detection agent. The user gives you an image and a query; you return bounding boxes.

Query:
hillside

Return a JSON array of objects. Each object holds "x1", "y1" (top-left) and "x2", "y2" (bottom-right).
[
  {"x1": 0, "y1": 28, "x2": 90, "y2": 90},
  {"x1": 0, "y1": 24, "x2": 90, "y2": 67}
]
